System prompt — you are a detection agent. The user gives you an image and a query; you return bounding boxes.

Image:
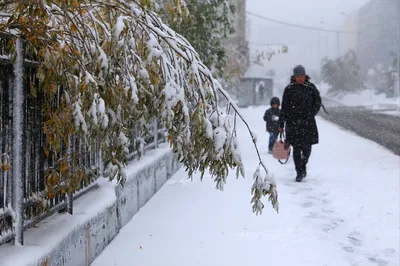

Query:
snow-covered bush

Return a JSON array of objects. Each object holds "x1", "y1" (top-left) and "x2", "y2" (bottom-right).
[
  {"x1": 376, "y1": 54, "x2": 398, "y2": 97},
  {"x1": 0, "y1": 0, "x2": 278, "y2": 214},
  {"x1": 321, "y1": 50, "x2": 365, "y2": 98}
]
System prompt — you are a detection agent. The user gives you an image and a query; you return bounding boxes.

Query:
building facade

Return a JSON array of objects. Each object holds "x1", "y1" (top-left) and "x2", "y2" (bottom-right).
[
  {"x1": 341, "y1": 11, "x2": 360, "y2": 54},
  {"x1": 356, "y1": 0, "x2": 399, "y2": 73}
]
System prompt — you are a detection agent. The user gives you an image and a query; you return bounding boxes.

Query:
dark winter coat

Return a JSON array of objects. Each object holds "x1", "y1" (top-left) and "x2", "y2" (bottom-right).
[
  {"x1": 279, "y1": 76, "x2": 322, "y2": 146},
  {"x1": 263, "y1": 107, "x2": 281, "y2": 133}
]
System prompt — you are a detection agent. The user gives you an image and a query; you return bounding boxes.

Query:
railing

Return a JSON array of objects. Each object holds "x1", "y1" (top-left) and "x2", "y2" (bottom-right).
[
  {"x1": 0, "y1": 33, "x2": 166, "y2": 246},
  {"x1": 128, "y1": 121, "x2": 166, "y2": 160}
]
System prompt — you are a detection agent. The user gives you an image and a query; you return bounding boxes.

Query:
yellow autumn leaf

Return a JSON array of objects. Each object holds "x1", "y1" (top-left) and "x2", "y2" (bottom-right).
[
  {"x1": 70, "y1": 24, "x2": 77, "y2": 32},
  {"x1": 166, "y1": 2, "x2": 173, "y2": 13},
  {"x1": 43, "y1": 145, "x2": 50, "y2": 158},
  {"x1": 48, "y1": 191, "x2": 55, "y2": 199},
  {"x1": 81, "y1": 81, "x2": 87, "y2": 92},
  {"x1": 150, "y1": 74, "x2": 159, "y2": 85},
  {"x1": 60, "y1": 163, "x2": 69, "y2": 174}
]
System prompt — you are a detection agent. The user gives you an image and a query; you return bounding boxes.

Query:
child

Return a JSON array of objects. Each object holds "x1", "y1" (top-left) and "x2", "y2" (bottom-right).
[{"x1": 263, "y1": 97, "x2": 281, "y2": 153}]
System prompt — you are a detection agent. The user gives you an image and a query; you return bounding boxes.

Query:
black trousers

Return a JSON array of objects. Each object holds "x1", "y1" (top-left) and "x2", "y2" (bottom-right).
[{"x1": 292, "y1": 144, "x2": 312, "y2": 174}]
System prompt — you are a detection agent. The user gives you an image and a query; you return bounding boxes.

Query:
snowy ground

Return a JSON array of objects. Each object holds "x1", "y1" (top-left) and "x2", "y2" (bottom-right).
[
  {"x1": 373, "y1": 109, "x2": 400, "y2": 117},
  {"x1": 318, "y1": 83, "x2": 400, "y2": 117},
  {"x1": 91, "y1": 107, "x2": 399, "y2": 266}
]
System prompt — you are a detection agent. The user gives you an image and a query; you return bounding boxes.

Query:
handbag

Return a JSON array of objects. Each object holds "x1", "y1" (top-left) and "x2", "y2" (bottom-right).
[{"x1": 272, "y1": 132, "x2": 291, "y2": 164}]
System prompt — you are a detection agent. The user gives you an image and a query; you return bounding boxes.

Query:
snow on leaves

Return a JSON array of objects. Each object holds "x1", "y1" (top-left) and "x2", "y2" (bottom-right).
[
  {"x1": 73, "y1": 96, "x2": 88, "y2": 134},
  {"x1": 0, "y1": 0, "x2": 278, "y2": 214},
  {"x1": 251, "y1": 166, "x2": 279, "y2": 215}
]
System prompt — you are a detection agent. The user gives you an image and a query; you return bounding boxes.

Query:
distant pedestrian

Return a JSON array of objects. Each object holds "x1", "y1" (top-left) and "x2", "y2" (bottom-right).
[
  {"x1": 263, "y1": 97, "x2": 281, "y2": 153},
  {"x1": 279, "y1": 65, "x2": 322, "y2": 182}
]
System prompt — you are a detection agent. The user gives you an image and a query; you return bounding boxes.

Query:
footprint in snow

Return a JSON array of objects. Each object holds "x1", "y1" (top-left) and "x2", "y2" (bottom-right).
[
  {"x1": 322, "y1": 218, "x2": 344, "y2": 233},
  {"x1": 321, "y1": 199, "x2": 330, "y2": 205},
  {"x1": 347, "y1": 231, "x2": 362, "y2": 247},
  {"x1": 167, "y1": 179, "x2": 193, "y2": 186},
  {"x1": 297, "y1": 186, "x2": 313, "y2": 192},
  {"x1": 321, "y1": 208, "x2": 334, "y2": 214},
  {"x1": 341, "y1": 245, "x2": 355, "y2": 253},
  {"x1": 367, "y1": 256, "x2": 389, "y2": 266},
  {"x1": 382, "y1": 248, "x2": 396, "y2": 256},
  {"x1": 301, "y1": 202, "x2": 314, "y2": 208},
  {"x1": 307, "y1": 211, "x2": 327, "y2": 219}
]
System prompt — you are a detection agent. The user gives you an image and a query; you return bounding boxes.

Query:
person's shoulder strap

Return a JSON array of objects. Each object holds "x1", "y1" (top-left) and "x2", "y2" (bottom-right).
[{"x1": 321, "y1": 103, "x2": 329, "y2": 115}]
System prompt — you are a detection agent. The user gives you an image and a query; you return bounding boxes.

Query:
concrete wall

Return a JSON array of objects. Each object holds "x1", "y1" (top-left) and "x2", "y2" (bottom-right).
[{"x1": 0, "y1": 149, "x2": 180, "y2": 266}]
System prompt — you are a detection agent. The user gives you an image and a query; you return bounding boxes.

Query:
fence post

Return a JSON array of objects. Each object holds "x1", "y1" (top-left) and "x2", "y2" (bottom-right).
[
  {"x1": 98, "y1": 135, "x2": 103, "y2": 177},
  {"x1": 154, "y1": 119, "x2": 158, "y2": 149},
  {"x1": 66, "y1": 193, "x2": 73, "y2": 214},
  {"x1": 66, "y1": 135, "x2": 73, "y2": 214},
  {"x1": 136, "y1": 126, "x2": 144, "y2": 156},
  {"x1": 140, "y1": 131, "x2": 145, "y2": 156},
  {"x1": 12, "y1": 38, "x2": 24, "y2": 245}
]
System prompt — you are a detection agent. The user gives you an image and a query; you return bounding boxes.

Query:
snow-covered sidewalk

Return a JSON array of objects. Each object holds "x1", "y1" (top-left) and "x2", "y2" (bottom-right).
[{"x1": 91, "y1": 107, "x2": 399, "y2": 266}]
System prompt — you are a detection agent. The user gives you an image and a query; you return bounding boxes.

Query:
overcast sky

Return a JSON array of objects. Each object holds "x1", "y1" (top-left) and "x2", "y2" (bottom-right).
[
  {"x1": 247, "y1": 0, "x2": 369, "y2": 27},
  {"x1": 246, "y1": 0, "x2": 370, "y2": 79}
]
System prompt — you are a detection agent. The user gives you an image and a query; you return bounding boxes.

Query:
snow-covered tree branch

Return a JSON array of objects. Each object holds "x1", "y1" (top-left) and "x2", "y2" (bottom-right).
[{"x1": 0, "y1": 0, "x2": 278, "y2": 214}]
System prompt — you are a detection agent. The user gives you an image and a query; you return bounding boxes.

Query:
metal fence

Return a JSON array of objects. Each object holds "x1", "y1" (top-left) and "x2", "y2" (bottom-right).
[{"x1": 0, "y1": 33, "x2": 166, "y2": 246}]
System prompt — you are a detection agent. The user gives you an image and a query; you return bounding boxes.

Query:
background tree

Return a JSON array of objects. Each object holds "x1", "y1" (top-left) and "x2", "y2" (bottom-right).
[
  {"x1": 376, "y1": 53, "x2": 398, "y2": 97},
  {"x1": 321, "y1": 50, "x2": 364, "y2": 98},
  {"x1": 161, "y1": 0, "x2": 235, "y2": 78}
]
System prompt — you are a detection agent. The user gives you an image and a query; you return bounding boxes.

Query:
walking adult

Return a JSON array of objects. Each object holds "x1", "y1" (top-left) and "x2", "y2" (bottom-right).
[{"x1": 279, "y1": 65, "x2": 322, "y2": 182}]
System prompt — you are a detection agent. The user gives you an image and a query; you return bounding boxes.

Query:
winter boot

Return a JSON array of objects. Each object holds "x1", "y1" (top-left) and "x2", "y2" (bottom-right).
[
  {"x1": 301, "y1": 157, "x2": 308, "y2": 178},
  {"x1": 302, "y1": 164, "x2": 307, "y2": 178},
  {"x1": 295, "y1": 168, "x2": 304, "y2": 182},
  {"x1": 295, "y1": 174, "x2": 303, "y2": 182}
]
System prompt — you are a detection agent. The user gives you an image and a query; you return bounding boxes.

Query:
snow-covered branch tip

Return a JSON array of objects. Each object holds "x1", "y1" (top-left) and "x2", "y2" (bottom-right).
[{"x1": 0, "y1": 0, "x2": 278, "y2": 214}]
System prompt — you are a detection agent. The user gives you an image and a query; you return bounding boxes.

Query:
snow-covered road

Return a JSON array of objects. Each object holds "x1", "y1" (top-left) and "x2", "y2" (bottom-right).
[{"x1": 91, "y1": 107, "x2": 399, "y2": 266}]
